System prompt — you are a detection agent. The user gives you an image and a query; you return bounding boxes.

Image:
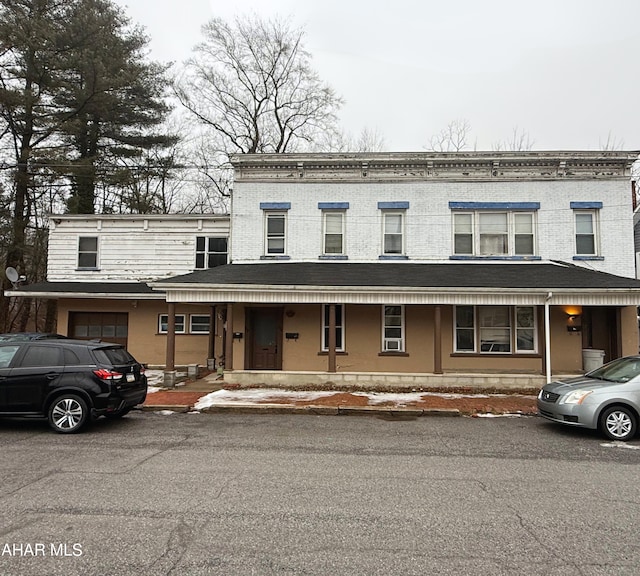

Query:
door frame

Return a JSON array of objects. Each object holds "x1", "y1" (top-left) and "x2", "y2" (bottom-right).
[{"x1": 245, "y1": 307, "x2": 284, "y2": 370}]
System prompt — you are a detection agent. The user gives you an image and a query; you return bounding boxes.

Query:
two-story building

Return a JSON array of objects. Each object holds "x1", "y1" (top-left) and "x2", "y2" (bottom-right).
[
  {"x1": 153, "y1": 151, "x2": 640, "y2": 389},
  {"x1": 9, "y1": 214, "x2": 230, "y2": 367},
  {"x1": 8, "y1": 151, "x2": 640, "y2": 390}
]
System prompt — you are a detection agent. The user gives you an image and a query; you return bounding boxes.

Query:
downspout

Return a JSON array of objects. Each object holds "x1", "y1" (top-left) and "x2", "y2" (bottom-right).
[{"x1": 544, "y1": 292, "x2": 552, "y2": 383}]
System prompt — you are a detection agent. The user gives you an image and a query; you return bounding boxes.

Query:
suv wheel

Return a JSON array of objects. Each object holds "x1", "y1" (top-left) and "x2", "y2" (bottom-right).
[{"x1": 48, "y1": 394, "x2": 88, "y2": 433}]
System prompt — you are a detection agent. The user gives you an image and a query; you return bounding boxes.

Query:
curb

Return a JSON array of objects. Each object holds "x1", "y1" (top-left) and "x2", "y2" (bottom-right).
[
  {"x1": 139, "y1": 404, "x2": 192, "y2": 413},
  {"x1": 141, "y1": 403, "x2": 463, "y2": 417}
]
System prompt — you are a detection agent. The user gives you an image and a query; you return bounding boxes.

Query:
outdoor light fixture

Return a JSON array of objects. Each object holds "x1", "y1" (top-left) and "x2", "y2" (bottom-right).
[{"x1": 567, "y1": 314, "x2": 582, "y2": 332}]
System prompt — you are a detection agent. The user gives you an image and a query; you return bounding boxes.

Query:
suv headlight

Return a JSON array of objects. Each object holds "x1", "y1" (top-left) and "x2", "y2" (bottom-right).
[{"x1": 562, "y1": 390, "x2": 593, "y2": 405}]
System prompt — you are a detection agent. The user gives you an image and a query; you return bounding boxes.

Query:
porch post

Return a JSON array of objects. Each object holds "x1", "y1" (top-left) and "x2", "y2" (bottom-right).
[
  {"x1": 208, "y1": 305, "x2": 216, "y2": 369},
  {"x1": 434, "y1": 305, "x2": 442, "y2": 374},
  {"x1": 224, "y1": 303, "x2": 234, "y2": 371},
  {"x1": 544, "y1": 293, "x2": 552, "y2": 383},
  {"x1": 164, "y1": 302, "x2": 177, "y2": 387},
  {"x1": 166, "y1": 302, "x2": 175, "y2": 371},
  {"x1": 328, "y1": 304, "x2": 337, "y2": 373}
]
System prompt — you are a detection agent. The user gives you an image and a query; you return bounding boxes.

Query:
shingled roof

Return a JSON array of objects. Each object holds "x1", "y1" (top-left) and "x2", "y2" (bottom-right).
[{"x1": 154, "y1": 261, "x2": 640, "y2": 290}]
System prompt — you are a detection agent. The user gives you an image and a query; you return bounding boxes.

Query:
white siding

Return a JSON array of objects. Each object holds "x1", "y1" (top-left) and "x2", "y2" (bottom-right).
[{"x1": 47, "y1": 216, "x2": 230, "y2": 282}]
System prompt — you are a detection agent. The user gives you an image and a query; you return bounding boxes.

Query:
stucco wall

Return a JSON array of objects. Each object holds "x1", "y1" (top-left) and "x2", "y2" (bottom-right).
[{"x1": 56, "y1": 299, "x2": 222, "y2": 367}]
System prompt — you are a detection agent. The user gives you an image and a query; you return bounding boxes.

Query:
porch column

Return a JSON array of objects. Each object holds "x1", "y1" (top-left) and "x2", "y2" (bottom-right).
[
  {"x1": 208, "y1": 305, "x2": 216, "y2": 368},
  {"x1": 163, "y1": 302, "x2": 177, "y2": 387},
  {"x1": 224, "y1": 303, "x2": 234, "y2": 371},
  {"x1": 328, "y1": 304, "x2": 337, "y2": 373},
  {"x1": 434, "y1": 305, "x2": 443, "y2": 374},
  {"x1": 544, "y1": 294, "x2": 552, "y2": 383},
  {"x1": 165, "y1": 302, "x2": 176, "y2": 371}
]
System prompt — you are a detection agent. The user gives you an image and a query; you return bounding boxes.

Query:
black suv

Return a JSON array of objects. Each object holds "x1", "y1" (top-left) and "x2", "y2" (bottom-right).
[{"x1": 0, "y1": 339, "x2": 147, "y2": 433}]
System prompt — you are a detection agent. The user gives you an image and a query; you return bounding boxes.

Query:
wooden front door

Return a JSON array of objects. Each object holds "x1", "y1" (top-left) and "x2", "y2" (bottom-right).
[{"x1": 247, "y1": 308, "x2": 283, "y2": 370}]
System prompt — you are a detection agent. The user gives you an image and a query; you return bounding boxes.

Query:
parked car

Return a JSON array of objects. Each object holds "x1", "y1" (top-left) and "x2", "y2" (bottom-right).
[
  {"x1": 537, "y1": 355, "x2": 640, "y2": 441},
  {"x1": 0, "y1": 339, "x2": 147, "y2": 433},
  {"x1": 0, "y1": 332, "x2": 67, "y2": 342}
]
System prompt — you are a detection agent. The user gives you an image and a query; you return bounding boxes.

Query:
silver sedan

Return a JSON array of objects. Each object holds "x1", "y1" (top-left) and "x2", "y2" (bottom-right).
[{"x1": 537, "y1": 355, "x2": 640, "y2": 441}]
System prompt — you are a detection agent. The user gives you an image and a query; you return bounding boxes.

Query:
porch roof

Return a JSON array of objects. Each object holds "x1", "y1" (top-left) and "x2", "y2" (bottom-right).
[
  {"x1": 151, "y1": 261, "x2": 640, "y2": 306},
  {"x1": 5, "y1": 281, "x2": 162, "y2": 300}
]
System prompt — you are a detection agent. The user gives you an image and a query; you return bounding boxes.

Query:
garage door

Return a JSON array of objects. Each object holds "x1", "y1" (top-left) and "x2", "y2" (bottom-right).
[{"x1": 68, "y1": 312, "x2": 128, "y2": 347}]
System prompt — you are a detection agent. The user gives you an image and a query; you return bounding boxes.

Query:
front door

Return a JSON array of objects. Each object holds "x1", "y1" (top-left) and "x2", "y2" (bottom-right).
[{"x1": 247, "y1": 308, "x2": 283, "y2": 370}]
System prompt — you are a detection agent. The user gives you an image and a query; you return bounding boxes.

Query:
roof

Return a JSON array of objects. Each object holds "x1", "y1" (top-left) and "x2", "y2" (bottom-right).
[
  {"x1": 11, "y1": 262, "x2": 640, "y2": 306},
  {"x1": 154, "y1": 261, "x2": 640, "y2": 289},
  {"x1": 151, "y1": 261, "x2": 640, "y2": 306},
  {"x1": 5, "y1": 281, "x2": 161, "y2": 300}
]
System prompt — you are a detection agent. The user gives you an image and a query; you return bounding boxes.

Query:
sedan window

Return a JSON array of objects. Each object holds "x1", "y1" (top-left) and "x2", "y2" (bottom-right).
[{"x1": 587, "y1": 357, "x2": 640, "y2": 383}]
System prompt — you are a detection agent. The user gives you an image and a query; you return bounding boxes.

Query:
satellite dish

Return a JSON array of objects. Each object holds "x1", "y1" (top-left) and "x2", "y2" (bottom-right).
[{"x1": 5, "y1": 267, "x2": 19, "y2": 283}]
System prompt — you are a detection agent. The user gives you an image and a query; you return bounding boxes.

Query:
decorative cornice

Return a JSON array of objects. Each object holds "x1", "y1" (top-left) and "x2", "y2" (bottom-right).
[{"x1": 231, "y1": 151, "x2": 639, "y2": 182}]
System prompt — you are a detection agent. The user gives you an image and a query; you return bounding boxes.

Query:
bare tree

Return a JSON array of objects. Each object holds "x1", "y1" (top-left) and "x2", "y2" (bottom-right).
[
  {"x1": 599, "y1": 132, "x2": 625, "y2": 151},
  {"x1": 492, "y1": 127, "x2": 534, "y2": 151},
  {"x1": 426, "y1": 119, "x2": 472, "y2": 152},
  {"x1": 174, "y1": 14, "x2": 343, "y2": 157},
  {"x1": 320, "y1": 126, "x2": 387, "y2": 153}
]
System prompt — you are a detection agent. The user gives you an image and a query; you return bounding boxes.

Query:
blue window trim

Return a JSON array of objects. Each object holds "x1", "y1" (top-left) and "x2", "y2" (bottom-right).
[
  {"x1": 570, "y1": 202, "x2": 603, "y2": 209},
  {"x1": 319, "y1": 255, "x2": 349, "y2": 260},
  {"x1": 318, "y1": 202, "x2": 349, "y2": 210},
  {"x1": 573, "y1": 256, "x2": 604, "y2": 261},
  {"x1": 449, "y1": 202, "x2": 540, "y2": 211},
  {"x1": 449, "y1": 255, "x2": 542, "y2": 261},
  {"x1": 260, "y1": 255, "x2": 291, "y2": 261},
  {"x1": 378, "y1": 201, "x2": 410, "y2": 210},
  {"x1": 378, "y1": 255, "x2": 409, "y2": 261},
  {"x1": 260, "y1": 202, "x2": 291, "y2": 210}
]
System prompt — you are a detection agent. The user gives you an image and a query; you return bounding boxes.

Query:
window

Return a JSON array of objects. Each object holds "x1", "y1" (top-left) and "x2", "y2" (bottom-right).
[
  {"x1": 450, "y1": 203, "x2": 539, "y2": 258},
  {"x1": 575, "y1": 211, "x2": 597, "y2": 255},
  {"x1": 195, "y1": 237, "x2": 227, "y2": 269},
  {"x1": 454, "y1": 212, "x2": 535, "y2": 257},
  {"x1": 382, "y1": 305, "x2": 404, "y2": 352},
  {"x1": 323, "y1": 212, "x2": 344, "y2": 255},
  {"x1": 265, "y1": 212, "x2": 286, "y2": 255},
  {"x1": 21, "y1": 345, "x2": 63, "y2": 367},
  {"x1": 454, "y1": 305, "x2": 537, "y2": 354},
  {"x1": 159, "y1": 314, "x2": 186, "y2": 334},
  {"x1": 321, "y1": 304, "x2": 344, "y2": 351},
  {"x1": 78, "y1": 236, "x2": 98, "y2": 269},
  {"x1": 190, "y1": 315, "x2": 210, "y2": 334},
  {"x1": 383, "y1": 212, "x2": 404, "y2": 255}
]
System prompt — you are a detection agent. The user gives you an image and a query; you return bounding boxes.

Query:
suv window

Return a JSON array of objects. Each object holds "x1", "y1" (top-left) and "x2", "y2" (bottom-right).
[
  {"x1": 21, "y1": 345, "x2": 63, "y2": 367},
  {"x1": 63, "y1": 348, "x2": 82, "y2": 365},
  {"x1": 0, "y1": 345, "x2": 20, "y2": 368},
  {"x1": 93, "y1": 347, "x2": 135, "y2": 365}
]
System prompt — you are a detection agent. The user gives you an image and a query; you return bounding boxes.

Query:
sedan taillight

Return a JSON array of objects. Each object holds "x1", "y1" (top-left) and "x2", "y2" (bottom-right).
[{"x1": 93, "y1": 369, "x2": 123, "y2": 381}]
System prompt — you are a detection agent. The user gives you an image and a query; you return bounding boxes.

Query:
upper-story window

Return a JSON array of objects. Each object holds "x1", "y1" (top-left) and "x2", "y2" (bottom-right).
[
  {"x1": 571, "y1": 203, "x2": 602, "y2": 258},
  {"x1": 323, "y1": 212, "x2": 344, "y2": 254},
  {"x1": 77, "y1": 236, "x2": 98, "y2": 269},
  {"x1": 265, "y1": 212, "x2": 286, "y2": 255},
  {"x1": 195, "y1": 237, "x2": 228, "y2": 269},
  {"x1": 319, "y1": 202, "x2": 349, "y2": 257},
  {"x1": 260, "y1": 202, "x2": 291, "y2": 257},
  {"x1": 450, "y1": 202, "x2": 539, "y2": 258},
  {"x1": 378, "y1": 202, "x2": 409, "y2": 257}
]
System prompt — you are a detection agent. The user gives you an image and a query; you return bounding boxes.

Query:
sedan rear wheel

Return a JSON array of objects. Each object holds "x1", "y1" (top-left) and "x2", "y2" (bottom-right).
[
  {"x1": 48, "y1": 394, "x2": 88, "y2": 434},
  {"x1": 600, "y1": 406, "x2": 637, "y2": 442}
]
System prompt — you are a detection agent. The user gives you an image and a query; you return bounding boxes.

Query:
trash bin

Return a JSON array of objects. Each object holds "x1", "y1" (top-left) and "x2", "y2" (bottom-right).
[{"x1": 582, "y1": 349, "x2": 605, "y2": 372}]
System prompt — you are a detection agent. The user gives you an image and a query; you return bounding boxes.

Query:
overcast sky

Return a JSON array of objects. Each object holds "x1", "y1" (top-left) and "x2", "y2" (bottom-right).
[{"x1": 113, "y1": 0, "x2": 640, "y2": 152}]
